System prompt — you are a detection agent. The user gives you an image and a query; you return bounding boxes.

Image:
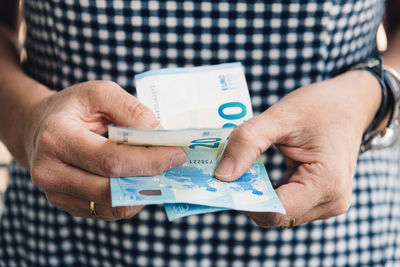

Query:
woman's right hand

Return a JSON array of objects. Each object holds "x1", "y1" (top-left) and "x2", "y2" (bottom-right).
[{"x1": 24, "y1": 80, "x2": 186, "y2": 220}]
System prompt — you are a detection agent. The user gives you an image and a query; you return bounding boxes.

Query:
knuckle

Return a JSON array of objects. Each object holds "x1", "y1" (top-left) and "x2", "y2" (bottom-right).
[
  {"x1": 142, "y1": 168, "x2": 158, "y2": 177},
  {"x1": 128, "y1": 101, "x2": 154, "y2": 122},
  {"x1": 336, "y1": 203, "x2": 351, "y2": 216},
  {"x1": 36, "y1": 117, "x2": 59, "y2": 150},
  {"x1": 30, "y1": 164, "x2": 42, "y2": 187},
  {"x1": 30, "y1": 162, "x2": 51, "y2": 190},
  {"x1": 248, "y1": 213, "x2": 281, "y2": 228},
  {"x1": 331, "y1": 196, "x2": 351, "y2": 216},
  {"x1": 302, "y1": 163, "x2": 342, "y2": 203},
  {"x1": 230, "y1": 123, "x2": 264, "y2": 154},
  {"x1": 113, "y1": 207, "x2": 133, "y2": 219},
  {"x1": 322, "y1": 175, "x2": 348, "y2": 204},
  {"x1": 326, "y1": 185, "x2": 339, "y2": 202},
  {"x1": 134, "y1": 166, "x2": 158, "y2": 177},
  {"x1": 124, "y1": 100, "x2": 160, "y2": 129},
  {"x1": 100, "y1": 155, "x2": 123, "y2": 177},
  {"x1": 253, "y1": 217, "x2": 280, "y2": 229},
  {"x1": 81, "y1": 80, "x2": 122, "y2": 104},
  {"x1": 230, "y1": 124, "x2": 253, "y2": 143},
  {"x1": 100, "y1": 184, "x2": 112, "y2": 205},
  {"x1": 253, "y1": 218, "x2": 270, "y2": 228},
  {"x1": 149, "y1": 160, "x2": 168, "y2": 176},
  {"x1": 94, "y1": 80, "x2": 121, "y2": 92},
  {"x1": 102, "y1": 80, "x2": 120, "y2": 89},
  {"x1": 45, "y1": 193, "x2": 59, "y2": 206},
  {"x1": 133, "y1": 150, "x2": 170, "y2": 177},
  {"x1": 148, "y1": 119, "x2": 161, "y2": 129}
]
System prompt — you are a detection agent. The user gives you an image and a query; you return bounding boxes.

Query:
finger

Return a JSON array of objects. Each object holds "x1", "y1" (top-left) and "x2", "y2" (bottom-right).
[
  {"x1": 274, "y1": 163, "x2": 326, "y2": 218},
  {"x1": 215, "y1": 112, "x2": 282, "y2": 181},
  {"x1": 287, "y1": 200, "x2": 349, "y2": 226},
  {"x1": 246, "y1": 199, "x2": 346, "y2": 228},
  {"x1": 277, "y1": 158, "x2": 300, "y2": 187},
  {"x1": 245, "y1": 162, "x2": 327, "y2": 227},
  {"x1": 80, "y1": 81, "x2": 162, "y2": 130},
  {"x1": 32, "y1": 159, "x2": 112, "y2": 205},
  {"x1": 53, "y1": 125, "x2": 186, "y2": 177},
  {"x1": 46, "y1": 191, "x2": 144, "y2": 221},
  {"x1": 247, "y1": 159, "x2": 348, "y2": 228},
  {"x1": 243, "y1": 211, "x2": 290, "y2": 228}
]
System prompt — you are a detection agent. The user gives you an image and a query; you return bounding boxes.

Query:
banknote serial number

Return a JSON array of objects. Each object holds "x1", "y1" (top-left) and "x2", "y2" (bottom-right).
[{"x1": 188, "y1": 159, "x2": 214, "y2": 165}]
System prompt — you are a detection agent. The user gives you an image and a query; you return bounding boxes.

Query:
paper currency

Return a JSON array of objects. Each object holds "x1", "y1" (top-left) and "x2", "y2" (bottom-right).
[
  {"x1": 163, "y1": 204, "x2": 226, "y2": 221},
  {"x1": 135, "y1": 62, "x2": 253, "y2": 129},
  {"x1": 109, "y1": 126, "x2": 285, "y2": 216},
  {"x1": 108, "y1": 126, "x2": 232, "y2": 147},
  {"x1": 163, "y1": 158, "x2": 285, "y2": 221},
  {"x1": 135, "y1": 62, "x2": 261, "y2": 219},
  {"x1": 109, "y1": 62, "x2": 285, "y2": 220}
]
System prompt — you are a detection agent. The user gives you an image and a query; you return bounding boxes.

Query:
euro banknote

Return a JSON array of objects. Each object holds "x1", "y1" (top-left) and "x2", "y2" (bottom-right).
[
  {"x1": 135, "y1": 62, "x2": 258, "y2": 219},
  {"x1": 135, "y1": 62, "x2": 253, "y2": 129},
  {"x1": 109, "y1": 126, "x2": 285, "y2": 217},
  {"x1": 109, "y1": 62, "x2": 285, "y2": 220},
  {"x1": 108, "y1": 126, "x2": 232, "y2": 147}
]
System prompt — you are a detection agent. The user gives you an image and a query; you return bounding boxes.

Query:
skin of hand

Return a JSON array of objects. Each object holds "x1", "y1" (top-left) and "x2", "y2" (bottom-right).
[
  {"x1": 215, "y1": 70, "x2": 382, "y2": 228},
  {"x1": 0, "y1": 22, "x2": 187, "y2": 221},
  {"x1": 0, "y1": 3, "x2": 188, "y2": 221},
  {"x1": 15, "y1": 80, "x2": 187, "y2": 221}
]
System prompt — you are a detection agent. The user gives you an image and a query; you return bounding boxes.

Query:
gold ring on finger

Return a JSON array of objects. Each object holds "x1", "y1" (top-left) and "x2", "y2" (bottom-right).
[
  {"x1": 288, "y1": 218, "x2": 296, "y2": 229},
  {"x1": 89, "y1": 201, "x2": 97, "y2": 217}
]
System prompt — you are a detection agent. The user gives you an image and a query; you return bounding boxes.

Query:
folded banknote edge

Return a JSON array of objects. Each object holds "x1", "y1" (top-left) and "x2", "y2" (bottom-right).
[{"x1": 135, "y1": 62, "x2": 242, "y2": 80}]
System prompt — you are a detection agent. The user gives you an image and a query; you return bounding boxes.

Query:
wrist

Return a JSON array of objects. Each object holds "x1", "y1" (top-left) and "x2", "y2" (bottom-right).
[
  {"x1": 337, "y1": 69, "x2": 383, "y2": 136},
  {"x1": 0, "y1": 26, "x2": 55, "y2": 167},
  {"x1": 21, "y1": 82, "x2": 55, "y2": 167},
  {"x1": 348, "y1": 57, "x2": 400, "y2": 151},
  {"x1": 0, "y1": 72, "x2": 54, "y2": 167}
]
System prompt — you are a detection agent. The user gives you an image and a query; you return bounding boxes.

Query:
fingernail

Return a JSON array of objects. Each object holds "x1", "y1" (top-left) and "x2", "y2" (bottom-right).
[
  {"x1": 215, "y1": 156, "x2": 235, "y2": 179},
  {"x1": 170, "y1": 151, "x2": 187, "y2": 168}
]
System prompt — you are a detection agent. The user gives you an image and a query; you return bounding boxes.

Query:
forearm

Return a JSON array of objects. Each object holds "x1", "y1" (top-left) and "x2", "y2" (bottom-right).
[{"x1": 0, "y1": 25, "x2": 53, "y2": 166}]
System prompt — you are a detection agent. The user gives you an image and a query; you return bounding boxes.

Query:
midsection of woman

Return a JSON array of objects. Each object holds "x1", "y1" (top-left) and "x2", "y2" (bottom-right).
[{"x1": 1, "y1": 1, "x2": 400, "y2": 266}]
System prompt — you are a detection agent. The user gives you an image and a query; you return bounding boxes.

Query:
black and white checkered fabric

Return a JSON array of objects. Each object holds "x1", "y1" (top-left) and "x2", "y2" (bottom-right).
[{"x1": 2, "y1": 0, "x2": 400, "y2": 266}]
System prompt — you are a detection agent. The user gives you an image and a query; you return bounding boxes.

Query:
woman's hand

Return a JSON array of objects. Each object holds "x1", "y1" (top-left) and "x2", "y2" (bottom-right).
[
  {"x1": 215, "y1": 70, "x2": 382, "y2": 228},
  {"x1": 24, "y1": 81, "x2": 186, "y2": 220}
]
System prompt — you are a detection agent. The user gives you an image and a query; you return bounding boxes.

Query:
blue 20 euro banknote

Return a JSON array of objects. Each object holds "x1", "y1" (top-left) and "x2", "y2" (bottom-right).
[{"x1": 109, "y1": 127, "x2": 285, "y2": 221}]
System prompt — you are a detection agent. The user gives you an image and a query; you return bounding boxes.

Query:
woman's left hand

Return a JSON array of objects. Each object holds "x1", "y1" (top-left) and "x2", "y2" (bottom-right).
[{"x1": 215, "y1": 70, "x2": 382, "y2": 228}]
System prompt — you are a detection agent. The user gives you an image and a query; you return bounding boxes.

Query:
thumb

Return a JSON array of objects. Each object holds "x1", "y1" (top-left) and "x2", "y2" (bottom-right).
[
  {"x1": 215, "y1": 112, "x2": 281, "y2": 181},
  {"x1": 86, "y1": 81, "x2": 161, "y2": 130}
]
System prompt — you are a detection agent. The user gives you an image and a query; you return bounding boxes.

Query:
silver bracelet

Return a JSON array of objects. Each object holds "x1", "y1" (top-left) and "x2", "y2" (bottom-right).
[{"x1": 363, "y1": 65, "x2": 400, "y2": 151}]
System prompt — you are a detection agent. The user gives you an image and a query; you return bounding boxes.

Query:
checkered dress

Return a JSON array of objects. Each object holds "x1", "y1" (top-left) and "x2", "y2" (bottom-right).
[{"x1": 1, "y1": 0, "x2": 400, "y2": 266}]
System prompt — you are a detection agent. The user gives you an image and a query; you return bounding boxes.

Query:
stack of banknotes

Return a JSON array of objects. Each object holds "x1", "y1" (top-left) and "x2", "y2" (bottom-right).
[{"x1": 109, "y1": 62, "x2": 285, "y2": 221}]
